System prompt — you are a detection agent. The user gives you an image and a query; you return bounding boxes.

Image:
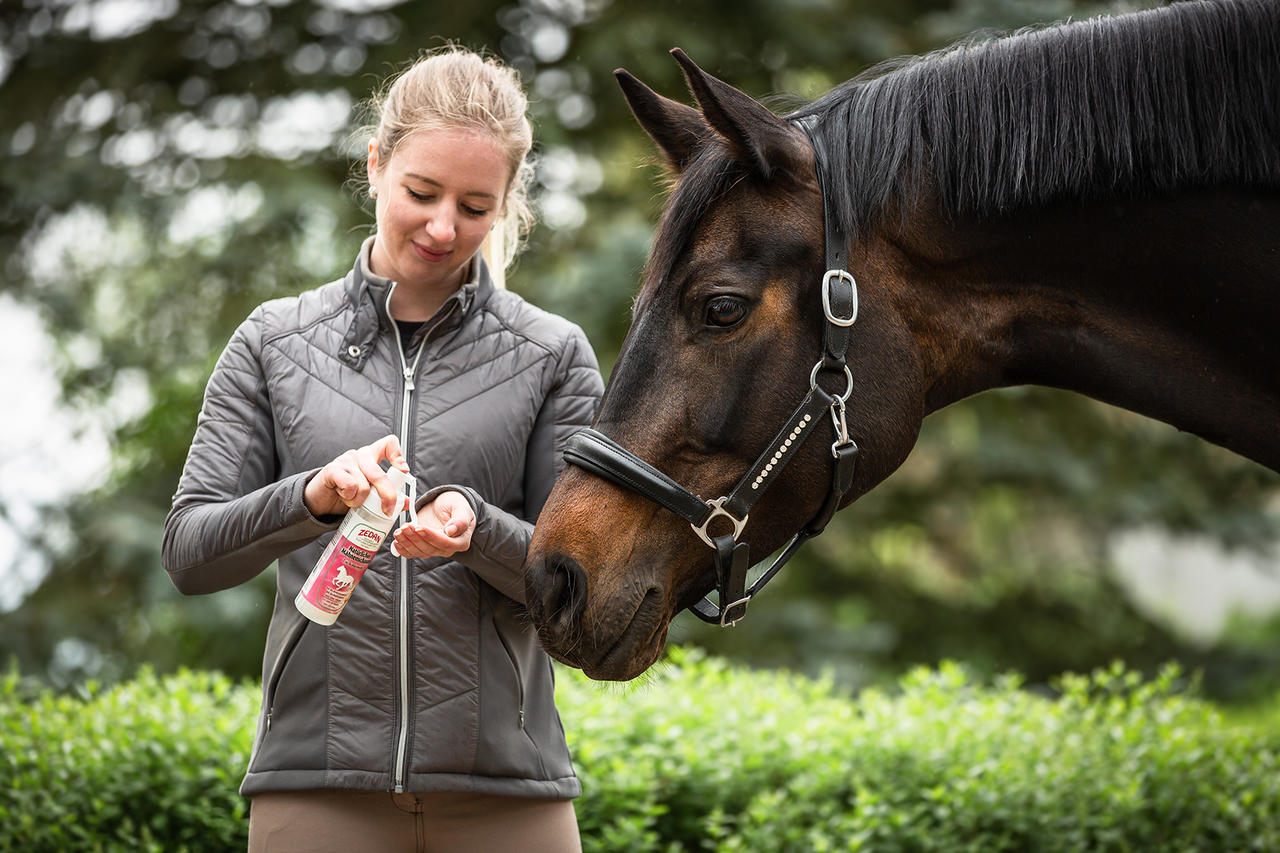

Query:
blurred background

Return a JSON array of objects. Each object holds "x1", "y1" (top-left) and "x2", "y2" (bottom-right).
[{"x1": 2, "y1": 0, "x2": 1278, "y2": 707}]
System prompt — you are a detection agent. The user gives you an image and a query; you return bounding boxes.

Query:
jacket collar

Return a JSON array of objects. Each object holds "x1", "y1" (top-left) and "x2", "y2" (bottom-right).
[{"x1": 339, "y1": 236, "x2": 497, "y2": 371}]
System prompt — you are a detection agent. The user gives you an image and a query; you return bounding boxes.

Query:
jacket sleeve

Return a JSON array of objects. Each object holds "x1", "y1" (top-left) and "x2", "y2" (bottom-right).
[
  {"x1": 161, "y1": 307, "x2": 339, "y2": 595},
  {"x1": 421, "y1": 324, "x2": 603, "y2": 604}
]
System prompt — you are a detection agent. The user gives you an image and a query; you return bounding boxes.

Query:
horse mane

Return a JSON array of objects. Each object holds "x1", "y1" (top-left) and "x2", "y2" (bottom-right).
[{"x1": 789, "y1": 0, "x2": 1280, "y2": 239}]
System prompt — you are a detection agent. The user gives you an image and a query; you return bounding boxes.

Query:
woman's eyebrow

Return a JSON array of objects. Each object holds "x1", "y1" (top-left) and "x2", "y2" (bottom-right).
[{"x1": 404, "y1": 173, "x2": 498, "y2": 200}]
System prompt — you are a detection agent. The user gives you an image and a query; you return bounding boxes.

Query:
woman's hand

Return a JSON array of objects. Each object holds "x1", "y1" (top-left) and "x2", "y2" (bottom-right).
[
  {"x1": 391, "y1": 490, "x2": 475, "y2": 559},
  {"x1": 304, "y1": 434, "x2": 409, "y2": 518}
]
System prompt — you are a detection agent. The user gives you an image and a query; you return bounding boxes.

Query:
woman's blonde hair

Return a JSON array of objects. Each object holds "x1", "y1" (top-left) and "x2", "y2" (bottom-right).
[{"x1": 358, "y1": 46, "x2": 535, "y2": 283}]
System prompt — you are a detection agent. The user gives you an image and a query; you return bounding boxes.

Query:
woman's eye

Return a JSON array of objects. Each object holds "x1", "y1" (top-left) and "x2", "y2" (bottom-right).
[
  {"x1": 462, "y1": 205, "x2": 489, "y2": 218},
  {"x1": 705, "y1": 296, "x2": 746, "y2": 328},
  {"x1": 406, "y1": 188, "x2": 430, "y2": 201}
]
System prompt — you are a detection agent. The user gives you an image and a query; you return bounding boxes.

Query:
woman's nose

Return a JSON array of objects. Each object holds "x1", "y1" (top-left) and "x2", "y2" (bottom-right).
[{"x1": 425, "y1": 211, "x2": 456, "y2": 245}]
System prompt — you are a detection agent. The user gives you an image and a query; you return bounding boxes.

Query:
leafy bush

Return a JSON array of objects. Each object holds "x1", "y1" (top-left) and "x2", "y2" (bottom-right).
[
  {"x1": 565, "y1": 651, "x2": 1280, "y2": 851},
  {"x1": 0, "y1": 668, "x2": 256, "y2": 852},
  {"x1": 2, "y1": 653, "x2": 1277, "y2": 851}
]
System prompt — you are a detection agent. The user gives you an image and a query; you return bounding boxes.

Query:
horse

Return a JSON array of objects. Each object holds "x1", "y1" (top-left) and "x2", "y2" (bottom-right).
[{"x1": 524, "y1": 0, "x2": 1280, "y2": 681}]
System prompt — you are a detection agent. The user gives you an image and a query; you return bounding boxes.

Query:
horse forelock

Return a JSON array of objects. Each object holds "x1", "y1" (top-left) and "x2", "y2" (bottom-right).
[{"x1": 789, "y1": 0, "x2": 1280, "y2": 239}]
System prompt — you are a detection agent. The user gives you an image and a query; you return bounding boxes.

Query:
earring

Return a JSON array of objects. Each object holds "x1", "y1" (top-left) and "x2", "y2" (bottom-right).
[{"x1": 370, "y1": 186, "x2": 378, "y2": 198}]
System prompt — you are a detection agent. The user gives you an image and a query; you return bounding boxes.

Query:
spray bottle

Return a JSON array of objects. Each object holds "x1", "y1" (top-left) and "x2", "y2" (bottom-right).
[{"x1": 295, "y1": 467, "x2": 416, "y2": 625}]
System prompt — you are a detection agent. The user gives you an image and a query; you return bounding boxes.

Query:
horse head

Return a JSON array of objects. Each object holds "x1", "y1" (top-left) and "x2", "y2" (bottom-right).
[
  {"x1": 527, "y1": 2, "x2": 1280, "y2": 681},
  {"x1": 524, "y1": 51, "x2": 930, "y2": 680}
]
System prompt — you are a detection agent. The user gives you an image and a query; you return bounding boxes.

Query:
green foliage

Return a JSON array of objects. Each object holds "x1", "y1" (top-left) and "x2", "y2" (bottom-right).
[
  {"x1": 565, "y1": 650, "x2": 1280, "y2": 851},
  {"x1": 0, "y1": 666, "x2": 257, "y2": 852},
  {"x1": 4, "y1": 653, "x2": 1278, "y2": 851}
]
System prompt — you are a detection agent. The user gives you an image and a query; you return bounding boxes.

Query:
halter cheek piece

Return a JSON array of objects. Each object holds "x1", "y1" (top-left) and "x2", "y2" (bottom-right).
[{"x1": 563, "y1": 123, "x2": 858, "y2": 627}]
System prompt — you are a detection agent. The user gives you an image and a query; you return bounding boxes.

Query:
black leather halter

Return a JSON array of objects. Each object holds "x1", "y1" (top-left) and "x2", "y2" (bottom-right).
[{"x1": 563, "y1": 127, "x2": 858, "y2": 626}]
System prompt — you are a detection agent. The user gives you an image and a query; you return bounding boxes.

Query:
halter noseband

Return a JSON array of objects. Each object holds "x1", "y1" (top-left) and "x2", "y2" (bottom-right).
[{"x1": 563, "y1": 124, "x2": 858, "y2": 626}]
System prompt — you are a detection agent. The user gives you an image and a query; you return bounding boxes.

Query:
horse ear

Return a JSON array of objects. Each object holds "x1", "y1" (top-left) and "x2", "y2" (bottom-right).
[
  {"x1": 615, "y1": 68, "x2": 710, "y2": 172},
  {"x1": 670, "y1": 48, "x2": 808, "y2": 180}
]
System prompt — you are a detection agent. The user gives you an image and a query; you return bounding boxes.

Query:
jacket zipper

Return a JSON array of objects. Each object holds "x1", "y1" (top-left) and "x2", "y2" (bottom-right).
[{"x1": 386, "y1": 285, "x2": 457, "y2": 793}]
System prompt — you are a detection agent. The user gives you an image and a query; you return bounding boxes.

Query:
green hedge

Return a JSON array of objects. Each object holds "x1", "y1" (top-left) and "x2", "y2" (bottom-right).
[
  {"x1": 0, "y1": 667, "x2": 256, "y2": 851},
  {"x1": 3, "y1": 651, "x2": 1277, "y2": 851}
]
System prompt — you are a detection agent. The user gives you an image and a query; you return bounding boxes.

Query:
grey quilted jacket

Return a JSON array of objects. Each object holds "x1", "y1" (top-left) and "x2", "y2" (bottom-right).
[{"x1": 162, "y1": 239, "x2": 601, "y2": 799}]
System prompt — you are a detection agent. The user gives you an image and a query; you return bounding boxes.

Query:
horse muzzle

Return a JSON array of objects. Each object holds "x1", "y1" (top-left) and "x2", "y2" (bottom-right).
[{"x1": 524, "y1": 548, "x2": 673, "y2": 681}]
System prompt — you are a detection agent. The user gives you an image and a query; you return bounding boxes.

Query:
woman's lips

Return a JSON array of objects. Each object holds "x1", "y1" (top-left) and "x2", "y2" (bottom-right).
[{"x1": 412, "y1": 242, "x2": 450, "y2": 263}]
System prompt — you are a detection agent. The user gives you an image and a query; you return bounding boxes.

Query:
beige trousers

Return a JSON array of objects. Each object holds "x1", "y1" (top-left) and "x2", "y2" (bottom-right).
[{"x1": 248, "y1": 789, "x2": 581, "y2": 853}]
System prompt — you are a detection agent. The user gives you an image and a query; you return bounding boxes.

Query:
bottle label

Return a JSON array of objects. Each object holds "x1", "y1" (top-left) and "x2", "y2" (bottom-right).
[{"x1": 299, "y1": 522, "x2": 385, "y2": 616}]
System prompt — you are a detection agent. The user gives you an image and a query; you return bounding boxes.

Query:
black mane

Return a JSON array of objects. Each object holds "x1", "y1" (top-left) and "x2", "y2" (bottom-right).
[{"x1": 789, "y1": 0, "x2": 1280, "y2": 239}]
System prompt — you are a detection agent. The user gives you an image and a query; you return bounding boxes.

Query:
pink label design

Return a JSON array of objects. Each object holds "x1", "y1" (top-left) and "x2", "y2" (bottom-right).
[{"x1": 300, "y1": 528, "x2": 382, "y2": 616}]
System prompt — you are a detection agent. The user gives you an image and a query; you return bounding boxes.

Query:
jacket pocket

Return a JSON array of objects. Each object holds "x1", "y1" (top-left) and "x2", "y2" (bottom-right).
[
  {"x1": 493, "y1": 620, "x2": 549, "y2": 779},
  {"x1": 265, "y1": 610, "x2": 309, "y2": 731}
]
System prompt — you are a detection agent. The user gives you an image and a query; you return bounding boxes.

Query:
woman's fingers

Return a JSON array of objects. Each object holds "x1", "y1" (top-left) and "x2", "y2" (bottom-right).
[
  {"x1": 305, "y1": 454, "x2": 365, "y2": 516},
  {"x1": 434, "y1": 492, "x2": 475, "y2": 540},
  {"x1": 356, "y1": 454, "x2": 399, "y2": 516},
  {"x1": 305, "y1": 435, "x2": 414, "y2": 519},
  {"x1": 370, "y1": 434, "x2": 409, "y2": 473},
  {"x1": 390, "y1": 524, "x2": 447, "y2": 559},
  {"x1": 329, "y1": 463, "x2": 363, "y2": 504},
  {"x1": 390, "y1": 525, "x2": 423, "y2": 556},
  {"x1": 391, "y1": 493, "x2": 474, "y2": 558},
  {"x1": 360, "y1": 436, "x2": 411, "y2": 515},
  {"x1": 394, "y1": 522, "x2": 448, "y2": 551}
]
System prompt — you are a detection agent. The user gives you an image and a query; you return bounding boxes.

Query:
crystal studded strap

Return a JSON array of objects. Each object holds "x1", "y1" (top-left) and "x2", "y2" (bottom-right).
[{"x1": 721, "y1": 384, "x2": 837, "y2": 520}]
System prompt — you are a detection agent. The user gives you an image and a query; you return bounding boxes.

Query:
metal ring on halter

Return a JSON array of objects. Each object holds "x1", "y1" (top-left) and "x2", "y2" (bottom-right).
[
  {"x1": 809, "y1": 361, "x2": 854, "y2": 402},
  {"x1": 821, "y1": 269, "x2": 858, "y2": 327},
  {"x1": 691, "y1": 496, "x2": 748, "y2": 548}
]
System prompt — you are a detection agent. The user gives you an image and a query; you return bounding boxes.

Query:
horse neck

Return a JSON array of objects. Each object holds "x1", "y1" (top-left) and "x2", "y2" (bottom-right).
[{"x1": 890, "y1": 188, "x2": 1280, "y2": 471}]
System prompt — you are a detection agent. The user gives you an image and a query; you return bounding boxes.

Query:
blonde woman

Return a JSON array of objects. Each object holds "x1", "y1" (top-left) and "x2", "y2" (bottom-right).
[{"x1": 163, "y1": 47, "x2": 601, "y2": 851}]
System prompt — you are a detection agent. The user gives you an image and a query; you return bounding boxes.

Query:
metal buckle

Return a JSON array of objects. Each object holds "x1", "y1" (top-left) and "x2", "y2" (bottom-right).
[
  {"x1": 821, "y1": 269, "x2": 858, "y2": 327},
  {"x1": 691, "y1": 497, "x2": 748, "y2": 548},
  {"x1": 719, "y1": 596, "x2": 751, "y2": 627}
]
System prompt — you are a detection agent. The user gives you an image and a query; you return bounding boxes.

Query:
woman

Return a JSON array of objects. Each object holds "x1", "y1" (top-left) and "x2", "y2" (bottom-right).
[{"x1": 162, "y1": 46, "x2": 601, "y2": 852}]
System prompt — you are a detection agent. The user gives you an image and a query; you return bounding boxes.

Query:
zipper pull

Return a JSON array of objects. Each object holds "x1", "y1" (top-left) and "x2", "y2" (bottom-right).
[
  {"x1": 519, "y1": 709, "x2": 526, "y2": 729},
  {"x1": 403, "y1": 365, "x2": 415, "y2": 392}
]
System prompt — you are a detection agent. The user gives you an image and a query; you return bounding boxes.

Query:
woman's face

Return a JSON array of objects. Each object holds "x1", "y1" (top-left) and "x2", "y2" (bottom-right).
[{"x1": 367, "y1": 127, "x2": 509, "y2": 294}]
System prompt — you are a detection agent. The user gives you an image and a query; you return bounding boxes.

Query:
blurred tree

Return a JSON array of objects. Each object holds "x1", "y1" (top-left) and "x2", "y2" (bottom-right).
[{"x1": 1, "y1": 0, "x2": 1277, "y2": 699}]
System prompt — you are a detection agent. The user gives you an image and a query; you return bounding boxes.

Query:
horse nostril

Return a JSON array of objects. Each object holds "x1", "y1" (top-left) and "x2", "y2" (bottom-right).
[{"x1": 541, "y1": 553, "x2": 587, "y2": 630}]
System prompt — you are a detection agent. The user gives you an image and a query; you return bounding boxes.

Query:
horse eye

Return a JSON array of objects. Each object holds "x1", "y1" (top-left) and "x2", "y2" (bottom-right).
[{"x1": 705, "y1": 296, "x2": 746, "y2": 328}]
